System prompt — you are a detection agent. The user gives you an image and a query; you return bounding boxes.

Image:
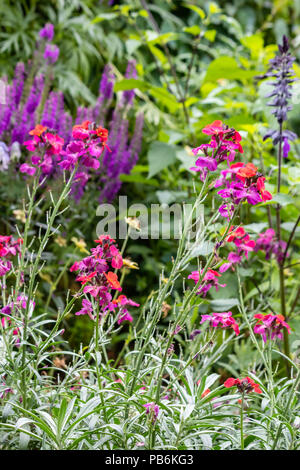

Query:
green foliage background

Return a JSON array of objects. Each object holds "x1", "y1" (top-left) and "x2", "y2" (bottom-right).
[{"x1": 0, "y1": 0, "x2": 300, "y2": 362}]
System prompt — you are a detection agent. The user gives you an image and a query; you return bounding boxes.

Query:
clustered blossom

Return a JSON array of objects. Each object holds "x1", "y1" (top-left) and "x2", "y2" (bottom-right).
[
  {"x1": 143, "y1": 402, "x2": 160, "y2": 424},
  {"x1": 263, "y1": 36, "x2": 297, "y2": 154},
  {"x1": 254, "y1": 228, "x2": 287, "y2": 264},
  {"x1": 60, "y1": 120, "x2": 110, "y2": 176},
  {"x1": 0, "y1": 235, "x2": 22, "y2": 277},
  {"x1": 190, "y1": 120, "x2": 272, "y2": 218},
  {"x1": 70, "y1": 235, "x2": 139, "y2": 323},
  {"x1": 39, "y1": 23, "x2": 54, "y2": 41},
  {"x1": 1, "y1": 295, "x2": 35, "y2": 347},
  {"x1": 1, "y1": 317, "x2": 20, "y2": 346},
  {"x1": 20, "y1": 124, "x2": 64, "y2": 176},
  {"x1": 0, "y1": 25, "x2": 144, "y2": 204},
  {"x1": 253, "y1": 313, "x2": 291, "y2": 343},
  {"x1": 19, "y1": 121, "x2": 111, "y2": 183},
  {"x1": 1, "y1": 294, "x2": 35, "y2": 316},
  {"x1": 224, "y1": 376, "x2": 262, "y2": 394},
  {"x1": 44, "y1": 44, "x2": 60, "y2": 64},
  {"x1": 188, "y1": 269, "x2": 226, "y2": 297},
  {"x1": 220, "y1": 226, "x2": 256, "y2": 273},
  {"x1": 200, "y1": 311, "x2": 240, "y2": 336},
  {"x1": 191, "y1": 120, "x2": 243, "y2": 181},
  {"x1": 215, "y1": 162, "x2": 272, "y2": 218}
]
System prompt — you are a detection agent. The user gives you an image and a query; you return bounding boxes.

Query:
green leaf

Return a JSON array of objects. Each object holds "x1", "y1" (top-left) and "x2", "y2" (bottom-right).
[
  {"x1": 190, "y1": 241, "x2": 214, "y2": 257},
  {"x1": 147, "y1": 141, "x2": 177, "y2": 178},
  {"x1": 125, "y1": 39, "x2": 142, "y2": 55},
  {"x1": 184, "y1": 25, "x2": 201, "y2": 36},
  {"x1": 147, "y1": 32, "x2": 178, "y2": 45},
  {"x1": 209, "y1": 298, "x2": 240, "y2": 311},
  {"x1": 204, "y1": 56, "x2": 258, "y2": 83},
  {"x1": 114, "y1": 79, "x2": 149, "y2": 92},
  {"x1": 119, "y1": 173, "x2": 159, "y2": 186},
  {"x1": 138, "y1": 9, "x2": 148, "y2": 18},
  {"x1": 241, "y1": 34, "x2": 263, "y2": 60},
  {"x1": 149, "y1": 86, "x2": 180, "y2": 112},
  {"x1": 243, "y1": 222, "x2": 268, "y2": 233},
  {"x1": 184, "y1": 4, "x2": 205, "y2": 19},
  {"x1": 148, "y1": 44, "x2": 167, "y2": 65},
  {"x1": 204, "y1": 30, "x2": 216, "y2": 42},
  {"x1": 271, "y1": 193, "x2": 294, "y2": 206},
  {"x1": 91, "y1": 13, "x2": 118, "y2": 23}
]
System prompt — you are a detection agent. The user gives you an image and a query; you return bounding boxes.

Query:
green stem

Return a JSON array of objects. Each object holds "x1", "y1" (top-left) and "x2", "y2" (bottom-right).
[
  {"x1": 240, "y1": 394, "x2": 244, "y2": 450},
  {"x1": 275, "y1": 122, "x2": 290, "y2": 375},
  {"x1": 20, "y1": 167, "x2": 77, "y2": 408}
]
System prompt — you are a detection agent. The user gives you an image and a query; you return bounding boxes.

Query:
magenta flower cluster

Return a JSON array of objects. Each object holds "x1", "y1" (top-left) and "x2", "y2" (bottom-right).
[
  {"x1": 254, "y1": 228, "x2": 287, "y2": 264},
  {"x1": 200, "y1": 311, "x2": 240, "y2": 336},
  {"x1": 188, "y1": 269, "x2": 226, "y2": 297},
  {"x1": 70, "y1": 235, "x2": 139, "y2": 324},
  {"x1": 0, "y1": 235, "x2": 22, "y2": 277},
  {"x1": 220, "y1": 226, "x2": 255, "y2": 273},
  {"x1": 0, "y1": 26, "x2": 144, "y2": 203},
  {"x1": 191, "y1": 120, "x2": 243, "y2": 181},
  {"x1": 253, "y1": 313, "x2": 291, "y2": 343}
]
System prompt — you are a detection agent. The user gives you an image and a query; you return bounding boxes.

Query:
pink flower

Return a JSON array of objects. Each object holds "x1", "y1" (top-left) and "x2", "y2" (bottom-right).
[
  {"x1": 143, "y1": 402, "x2": 159, "y2": 423},
  {"x1": 113, "y1": 295, "x2": 139, "y2": 308},
  {"x1": 45, "y1": 133, "x2": 64, "y2": 155},
  {"x1": 219, "y1": 252, "x2": 242, "y2": 273},
  {"x1": 254, "y1": 228, "x2": 287, "y2": 264},
  {"x1": 117, "y1": 311, "x2": 133, "y2": 325},
  {"x1": 202, "y1": 120, "x2": 224, "y2": 136},
  {"x1": 191, "y1": 122, "x2": 243, "y2": 180},
  {"x1": 253, "y1": 313, "x2": 291, "y2": 343},
  {"x1": 224, "y1": 376, "x2": 262, "y2": 394},
  {"x1": 188, "y1": 269, "x2": 226, "y2": 297},
  {"x1": 215, "y1": 162, "x2": 272, "y2": 215},
  {"x1": 70, "y1": 237, "x2": 137, "y2": 323},
  {"x1": 19, "y1": 163, "x2": 36, "y2": 176},
  {"x1": 200, "y1": 311, "x2": 240, "y2": 336},
  {"x1": 226, "y1": 226, "x2": 256, "y2": 258},
  {"x1": 75, "y1": 299, "x2": 94, "y2": 320}
]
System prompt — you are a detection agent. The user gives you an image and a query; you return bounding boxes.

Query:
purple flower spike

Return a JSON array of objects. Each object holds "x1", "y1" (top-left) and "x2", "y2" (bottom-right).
[
  {"x1": 39, "y1": 23, "x2": 54, "y2": 42},
  {"x1": 44, "y1": 44, "x2": 60, "y2": 64}
]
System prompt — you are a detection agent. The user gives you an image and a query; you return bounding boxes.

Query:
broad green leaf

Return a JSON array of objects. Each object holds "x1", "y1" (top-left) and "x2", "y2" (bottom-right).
[
  {"x1": 204, "y1": 30, "x2": 216, "y2": 42},
  {"x1": 288, "y1": 166, "x2": 300, "y2": 184},
  {"x1": 184, "y1": 4, "x2": 205, "y2": 19},
  {"x1": 204, "y1": 56, "x2": 258, "y2": 83},
  {"x1": 147, "y1": 141, "x2": 177, "y2": 178},
  {"x1": 119, "y1": 173, "x2": 159, "y2": 187},
  {"x1": 125, "y1": 39, "x2": 141, "y2": 55},
  {"x1": 131, "y1": 165, "x2": 149, "y2": 173},
  {"x1": 184, "y1": 25, "x2": 201, "y2": 36},
  {"x1": 114, "y1": 78, "x2": 149, "y2": 92},
  {"x1": 149, "y1": 86, "x2": 180, "y2": 112},
  {"x1": 209, "y1": 298, "x2": 240, "y2": 311},
  {"x1": 241, "y1": 34, "x2": 264, "y2": 60},
  {"x1": 148, "y1": 44, "x2": 167, "y2": 65},
  {"x1": 271, "y1": 193, "x2": 294, "y2": 206},
  {"x1": 147, "y1": 32, "x2": 178, "y2": 45},
  {"x1": 243, "y1": 222, "x2": 268, "y2": 233}
]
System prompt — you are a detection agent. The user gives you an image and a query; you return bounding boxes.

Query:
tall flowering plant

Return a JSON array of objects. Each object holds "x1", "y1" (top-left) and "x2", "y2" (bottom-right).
[
  {"x1": 0, "y1": 120, "x2": 113, "y2": 409},
  {"x1": 259, "y1": 36, "x2": 299, "y2": 369},
  {"x1": 0, "y1": 25, "x2": 144, "y2": 203}
]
